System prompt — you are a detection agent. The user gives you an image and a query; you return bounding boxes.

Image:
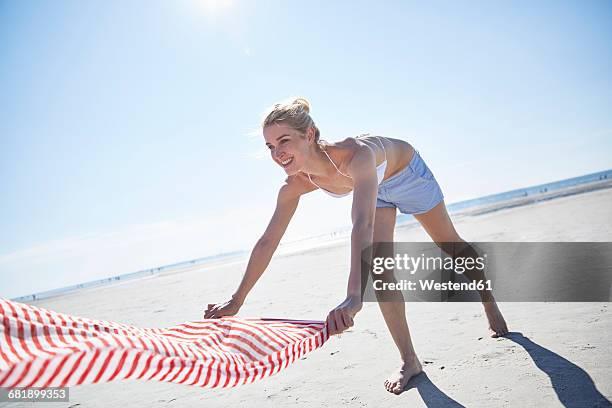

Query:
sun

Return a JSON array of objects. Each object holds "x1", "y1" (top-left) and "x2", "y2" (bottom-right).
[{"x1": 199, "y1": 0, "x2": 233, "y2": 13}]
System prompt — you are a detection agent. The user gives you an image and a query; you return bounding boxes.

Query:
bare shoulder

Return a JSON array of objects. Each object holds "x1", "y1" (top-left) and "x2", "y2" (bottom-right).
[
  {"x1": 278, "y1": 173, "x2": 317, "y2": 202},
  {"x1": 319, "y1": 135, "x2": 376, "y2": 174},
  {"x1": 326, "y1": 135, "x2": 414, "y2": 179},
  {"x1": 322, "y1": 135, "x2": 366, "y2": 158},
  {"x1": 346, "y1": 141, "x2": 377, "y2": 177},
  {"x1": 340, "y1": 134, "x2": 385, "y2": 151}
]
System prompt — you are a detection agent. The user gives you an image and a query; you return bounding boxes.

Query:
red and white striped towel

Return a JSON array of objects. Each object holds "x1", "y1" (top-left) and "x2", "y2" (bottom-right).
[{"x1": 0, "y1": 298, "x2": 329, "y2": 388}]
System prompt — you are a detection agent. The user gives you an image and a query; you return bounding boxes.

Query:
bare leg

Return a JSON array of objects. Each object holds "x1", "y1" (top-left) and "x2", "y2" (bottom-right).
[
  {"x1": 413, "y1": 200, "x2": 509, "y2": 337},
  {"x1": 373, "y1": 207, "x2": 423, "y2": 394}
]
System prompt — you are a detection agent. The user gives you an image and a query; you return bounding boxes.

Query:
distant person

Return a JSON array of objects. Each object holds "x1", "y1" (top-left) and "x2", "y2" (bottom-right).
[{"x1": 205, "y1": 97, "x2": 508, "y2": 394}]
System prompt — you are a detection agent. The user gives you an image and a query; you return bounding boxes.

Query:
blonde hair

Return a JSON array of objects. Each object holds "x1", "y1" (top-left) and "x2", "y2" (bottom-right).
[{"x1": 261, "y1": 97, "x2": 321, "y2": 143}]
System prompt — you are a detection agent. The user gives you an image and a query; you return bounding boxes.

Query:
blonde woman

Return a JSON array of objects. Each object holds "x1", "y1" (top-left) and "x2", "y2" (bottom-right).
[{"x1": 205, "y1": 97, "x2": 508, "y2": 394}]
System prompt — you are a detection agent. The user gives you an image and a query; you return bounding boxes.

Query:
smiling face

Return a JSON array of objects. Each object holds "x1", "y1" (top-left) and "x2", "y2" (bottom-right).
[{"x1": 264, "y1": 123, "x2": 315, "y2": 175}]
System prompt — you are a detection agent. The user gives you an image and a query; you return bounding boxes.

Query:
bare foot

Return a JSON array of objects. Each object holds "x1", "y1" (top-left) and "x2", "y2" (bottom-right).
[
  {"x1": 483, "y1": 301, "x2": 508, "y2": 337},
  {"x1": 384, "y1": 357, "x2": 423, "y2": 395}
]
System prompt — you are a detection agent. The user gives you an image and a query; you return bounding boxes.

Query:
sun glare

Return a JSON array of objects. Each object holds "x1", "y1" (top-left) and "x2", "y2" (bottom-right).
[{"x1": 199, "y1": 0, "x2": 233, "y2": 13}]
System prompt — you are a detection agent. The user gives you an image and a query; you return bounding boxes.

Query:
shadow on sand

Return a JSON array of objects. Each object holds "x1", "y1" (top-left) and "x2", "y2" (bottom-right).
[
  {"x1": 404, "y1": 371, "x2": 466, "y2": 407},
  {"x1": 506, "y1": 332, "x2": 611, "y2": 408},
  {"x1": 400, "y1": 332, "x2": 611, "y2": 407}
]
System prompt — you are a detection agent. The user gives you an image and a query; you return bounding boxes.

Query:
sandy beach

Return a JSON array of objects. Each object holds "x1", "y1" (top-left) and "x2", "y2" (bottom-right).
[{"x1": 22, "y1": 187, "x2": 612, "y2": 407}]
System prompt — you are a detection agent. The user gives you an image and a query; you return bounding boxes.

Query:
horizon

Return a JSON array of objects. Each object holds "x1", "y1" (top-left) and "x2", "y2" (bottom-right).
[{"x1": 8, "y1": 167, "x2": 611, "y2": 301}]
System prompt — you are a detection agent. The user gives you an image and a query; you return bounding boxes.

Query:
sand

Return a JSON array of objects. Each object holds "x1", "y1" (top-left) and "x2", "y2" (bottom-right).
[{"x1": 23, "y1": 187, "x2": 612, "y2": 407}]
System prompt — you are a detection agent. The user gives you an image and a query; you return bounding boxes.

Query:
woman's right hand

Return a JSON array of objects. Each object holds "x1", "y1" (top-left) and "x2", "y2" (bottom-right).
[{"x1": 204, "y1": 297, "x2": 243, "y2": 319}]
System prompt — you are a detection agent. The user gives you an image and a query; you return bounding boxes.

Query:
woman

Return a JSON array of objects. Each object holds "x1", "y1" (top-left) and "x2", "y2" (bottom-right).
[{"x1": 204, "y1": 97, "x2": 508, "y2": 394}]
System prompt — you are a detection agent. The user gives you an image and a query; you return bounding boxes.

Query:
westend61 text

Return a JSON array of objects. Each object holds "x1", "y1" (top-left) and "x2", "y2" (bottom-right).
[{"x1": 373, "y1": 279, "x2": 493, "y2": 292}]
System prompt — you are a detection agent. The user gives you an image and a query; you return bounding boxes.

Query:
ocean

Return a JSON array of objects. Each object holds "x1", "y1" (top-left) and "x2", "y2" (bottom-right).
[{"x1": 11, "y1": 169, "x2": 612, "y2": 302}]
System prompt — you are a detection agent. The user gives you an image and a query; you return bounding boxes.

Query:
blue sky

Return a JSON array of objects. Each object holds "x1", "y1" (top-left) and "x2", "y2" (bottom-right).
[{"x1": 1, "y1": 0, "x2": 611, "y2": 298}]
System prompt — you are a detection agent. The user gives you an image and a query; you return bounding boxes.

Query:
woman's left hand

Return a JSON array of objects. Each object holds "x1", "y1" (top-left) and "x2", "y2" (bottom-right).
[{"x1": 326, "y1": 295, "x2": 363, "y2": 336}]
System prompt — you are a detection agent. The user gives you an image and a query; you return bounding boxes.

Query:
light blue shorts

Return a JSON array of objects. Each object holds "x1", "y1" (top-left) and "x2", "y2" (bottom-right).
[{"x1": 376, "y1": 150, "x2": 444, "y2": 215}]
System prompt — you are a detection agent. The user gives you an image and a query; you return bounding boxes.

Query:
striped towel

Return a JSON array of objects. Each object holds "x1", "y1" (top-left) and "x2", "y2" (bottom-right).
[{"x1": 0, "y1": 298, "x2": 329, "y2": 388}]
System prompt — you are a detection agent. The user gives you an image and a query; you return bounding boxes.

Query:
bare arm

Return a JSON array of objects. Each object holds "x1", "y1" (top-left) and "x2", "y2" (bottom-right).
[
  {"x1": 232, "y1": 181, "x2": 301, "y2": 303},
  {"x1": 326, "y1": 143, "x2": 378, "y2": 334},
  {"x1": 204, "y1": 178, "x2": 304, "y2": 318},
  {"x1": 346, "y1": 144, "x2": 378, "y2": 296}
]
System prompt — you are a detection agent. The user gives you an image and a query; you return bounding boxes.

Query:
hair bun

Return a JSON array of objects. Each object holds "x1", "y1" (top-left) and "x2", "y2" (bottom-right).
[{"x1": 292, "y1": 97, "x2": 310, "y2": 113}]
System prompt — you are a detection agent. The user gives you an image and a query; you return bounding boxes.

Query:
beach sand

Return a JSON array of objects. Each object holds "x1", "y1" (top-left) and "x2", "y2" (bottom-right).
[{"x1": 27, "y1": 187, "x2": 612, "y2": 407}]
